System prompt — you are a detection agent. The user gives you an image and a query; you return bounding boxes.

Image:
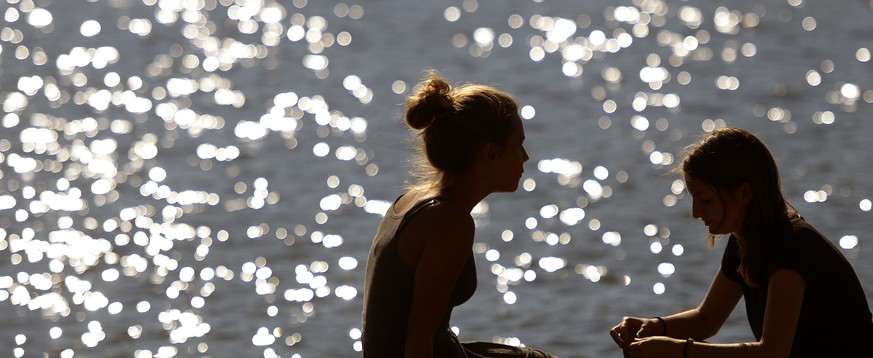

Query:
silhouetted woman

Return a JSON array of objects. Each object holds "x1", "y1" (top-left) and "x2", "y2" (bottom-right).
[
  {"x1": 610, "y1": 127, "x2": 873, "y2": 357},
  {"x1": 363, "y1": 71, "x2": 556, "y2": 358}
]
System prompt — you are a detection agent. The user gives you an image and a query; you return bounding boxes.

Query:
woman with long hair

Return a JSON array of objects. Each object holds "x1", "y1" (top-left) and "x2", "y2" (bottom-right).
[{"x1": 611, "y1": 127, "x2": 873, "y2": 357}]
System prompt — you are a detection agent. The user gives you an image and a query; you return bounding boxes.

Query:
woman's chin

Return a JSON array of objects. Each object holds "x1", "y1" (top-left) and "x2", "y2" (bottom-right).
[{"x1": 706, "y1": 227, "x2": 727, "y2": 235}]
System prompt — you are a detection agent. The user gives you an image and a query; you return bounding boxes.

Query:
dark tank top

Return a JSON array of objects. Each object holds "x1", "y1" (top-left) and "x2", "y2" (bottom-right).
[{"x1": 362, "y1": 196, "x2": 477, "y2": 357}]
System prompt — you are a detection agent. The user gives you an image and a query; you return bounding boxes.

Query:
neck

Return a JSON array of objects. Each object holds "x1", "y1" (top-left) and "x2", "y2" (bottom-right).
[{"x1": 437, "y1": 175, "x2": 491, "y2": 213}]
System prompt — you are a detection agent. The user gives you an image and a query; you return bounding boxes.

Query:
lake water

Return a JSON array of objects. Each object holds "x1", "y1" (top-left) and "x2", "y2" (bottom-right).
[{"x1": 1, "y1": 0, "x2": 872, "y2": 357}]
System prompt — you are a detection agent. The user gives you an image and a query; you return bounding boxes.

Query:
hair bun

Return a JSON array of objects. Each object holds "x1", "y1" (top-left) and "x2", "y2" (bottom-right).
[
  {"x1": 405, "y1": 74, "x2": 454, "y2": 130},
  {"x1": 423, "y1": 91, "x2": 453, "y2": 111}
]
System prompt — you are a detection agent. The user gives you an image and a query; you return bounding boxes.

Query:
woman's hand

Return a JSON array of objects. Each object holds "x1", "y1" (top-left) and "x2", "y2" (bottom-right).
[
  {"x1": 609, "y1": 317, "x2": 665, "y2": 349},
  {"x1": 624, "y1": 336, "x2": 685, "y2": 358}
]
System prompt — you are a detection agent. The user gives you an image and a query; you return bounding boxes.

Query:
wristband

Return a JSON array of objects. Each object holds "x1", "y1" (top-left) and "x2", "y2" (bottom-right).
[
  {"x1": 653, "y1": 316, "x2": 667, "y2": 336},
  {"x1": 683, "y1": 338, "x2": 694, "y2": 358}
]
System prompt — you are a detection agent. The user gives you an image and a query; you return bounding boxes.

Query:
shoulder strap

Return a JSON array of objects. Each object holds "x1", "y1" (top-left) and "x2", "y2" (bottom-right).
[{"x1": 397, "y1": 196, "x2": 443, "y2": 231}]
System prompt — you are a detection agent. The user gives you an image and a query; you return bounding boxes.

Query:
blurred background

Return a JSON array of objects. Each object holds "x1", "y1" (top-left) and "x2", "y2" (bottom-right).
[{"x1": 0, "y1": 0, "x2": 871, "y2": 357}]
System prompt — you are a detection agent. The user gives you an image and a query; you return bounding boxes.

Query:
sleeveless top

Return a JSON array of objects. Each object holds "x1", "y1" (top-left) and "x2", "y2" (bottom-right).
[
  {"x1": 362, "y1": 196, "x2": 477, "y2": 357},
  {"x1": 721, "y1": 217, "x2": 873, "y2": 357}
]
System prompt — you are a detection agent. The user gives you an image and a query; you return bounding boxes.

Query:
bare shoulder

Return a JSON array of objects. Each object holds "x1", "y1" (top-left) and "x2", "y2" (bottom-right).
[
  {"x1": 426, "y1": 199, "x2": 472, "y2": 222},
  {"x1": 412, "y1": 200, "x2": 475, "y2": 269},
  {"x1": 394, "y1": 190, "x2": 472, "y2": 227},
  {"x1": 419, "y1": 200, "x2": 474, "y2": 236},
  {"x1": 404, "y1": 198, "x2": 474, "y2": 249},
  {"x1": 396, "y1": 197, "x2": 474, "y2": 268}
]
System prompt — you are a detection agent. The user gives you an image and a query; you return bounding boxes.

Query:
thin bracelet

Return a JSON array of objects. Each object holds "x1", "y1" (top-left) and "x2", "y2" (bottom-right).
[
  {"x1": 653, "y1": 316, "x2": 667, "y2": 335},
  {"x1": 683, "y1": 338, "x2": 694, "y2": 358}
]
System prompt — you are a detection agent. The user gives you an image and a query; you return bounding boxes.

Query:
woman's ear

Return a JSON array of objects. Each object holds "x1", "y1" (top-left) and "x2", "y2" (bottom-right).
[{"x1": 481, "y1": 143, "x2": 499, "y2": 162}]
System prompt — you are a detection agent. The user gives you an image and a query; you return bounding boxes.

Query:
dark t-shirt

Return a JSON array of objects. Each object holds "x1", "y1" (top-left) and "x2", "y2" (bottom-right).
[{"x1": 721, "y1": 218, "x2": 873, "y2": 357}]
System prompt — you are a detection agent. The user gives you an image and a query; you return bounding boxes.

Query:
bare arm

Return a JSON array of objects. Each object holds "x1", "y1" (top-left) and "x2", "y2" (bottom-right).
[
  {"x1": 403, "y1": 206, "x2": 475, "y2": 358},
  {"x1": 682, "y1": 268, "x2": 804, "y2": 358},
  {"x1": 623, "y1": 269, "x2": 805, "y2": 358},
  {"x1": 611, "y1": 268, "x2": 742, "y2": 349},
  {"x1": 663, "y1": 269, "x2": 744, "y2": 340}
]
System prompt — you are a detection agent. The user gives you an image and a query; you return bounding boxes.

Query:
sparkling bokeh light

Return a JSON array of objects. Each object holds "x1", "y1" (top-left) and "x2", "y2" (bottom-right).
[{"x1": 1, "y1": 0, "x2": 871, "y2": 357}]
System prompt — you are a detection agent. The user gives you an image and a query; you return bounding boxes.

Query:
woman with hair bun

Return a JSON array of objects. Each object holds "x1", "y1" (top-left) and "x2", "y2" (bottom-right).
[{"x1": 362, "y1": 71, "x2": 556, "y2": 358}]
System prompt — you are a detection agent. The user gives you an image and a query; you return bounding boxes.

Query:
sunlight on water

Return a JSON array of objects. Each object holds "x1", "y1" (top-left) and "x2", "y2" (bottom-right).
[{"x1": 1, "y1": 0, "x2": 871, "y2": 356}]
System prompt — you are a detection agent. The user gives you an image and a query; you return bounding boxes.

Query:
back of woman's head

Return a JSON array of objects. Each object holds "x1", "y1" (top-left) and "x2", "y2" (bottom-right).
[
  {"x1": 404, "y1": 71, "x2": 519, "y2": 186},
  {"x1": 679, "y1": 127, "x2": 790, "y2": 286}
]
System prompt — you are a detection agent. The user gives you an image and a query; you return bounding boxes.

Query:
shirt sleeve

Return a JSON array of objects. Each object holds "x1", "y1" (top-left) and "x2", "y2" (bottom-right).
[{"x1": 720, "y1": 236, "x2": 745, "y2": 284}]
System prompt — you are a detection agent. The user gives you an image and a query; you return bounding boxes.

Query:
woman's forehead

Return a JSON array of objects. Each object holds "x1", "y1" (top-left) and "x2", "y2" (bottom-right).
[{"x1": 684, "y1": 175, "x2": 713, "y2": 194}]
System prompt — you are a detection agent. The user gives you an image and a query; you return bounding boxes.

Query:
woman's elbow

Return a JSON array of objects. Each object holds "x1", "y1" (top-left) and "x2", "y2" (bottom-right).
[
  {"x1": 697, "y1": 326, "x2": 720, "y2": 341},
  {"x1": 695, "y1": 310, "x2": 724, "y2": 340},
  {"x1": 756, "y1": 339, "x2": 792, "y2": 358}
]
